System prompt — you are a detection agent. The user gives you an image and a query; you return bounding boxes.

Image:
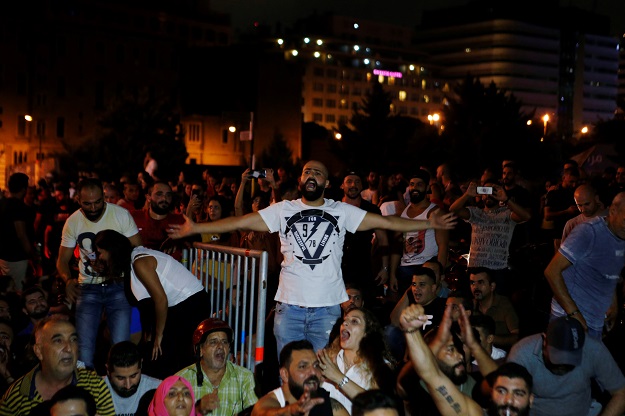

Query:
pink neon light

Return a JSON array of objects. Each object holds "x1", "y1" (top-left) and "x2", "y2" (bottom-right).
[{"x1": 373, "y1": 69, "x2": 403, "y2": 78}]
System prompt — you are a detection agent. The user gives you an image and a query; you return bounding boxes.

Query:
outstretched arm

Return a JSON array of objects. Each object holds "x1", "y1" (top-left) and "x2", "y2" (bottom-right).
[
  {"x1": 168, "y1": 212, "x2": 269, "y2": 239},
  {"x1": 358, "y1": 210, "x2": 456, "y2": 232},
  {"x1": 401, "y1": 305, "x2": 483, "y2": 416}
]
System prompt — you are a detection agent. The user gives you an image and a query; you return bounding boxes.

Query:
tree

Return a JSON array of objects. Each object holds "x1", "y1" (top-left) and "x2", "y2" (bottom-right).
[
  {"x1": 67, "y1": 89, "x2": 187, "y2": 181},
  {"x1": 258, "y1": 132, "x2": 298, "y2": 174},
  {"x1": 441, "y1": 76, "x2": 539, "y2": 178},
  {"x1": 329, "y1": 80, "x2": 439, "y2": 174}
]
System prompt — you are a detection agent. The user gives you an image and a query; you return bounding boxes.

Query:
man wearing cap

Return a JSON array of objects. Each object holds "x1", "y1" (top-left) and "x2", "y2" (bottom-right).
[
  {"x1": 176, "y1": 318, "x2": 257, "y2": 416},
  {"x1": 507, "y1": 316, "x2": 625, "y2": 416},
  {"x1": 390, "y1": 169, "x2": 449, "y2": 296},
  {"x1": 340, "y1": 171, "x2": 390, "y2": 302}
]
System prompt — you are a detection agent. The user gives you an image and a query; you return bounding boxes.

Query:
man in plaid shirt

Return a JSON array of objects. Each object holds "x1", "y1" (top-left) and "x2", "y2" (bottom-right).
[{"x1": 176, "y1": 319, "x2": 257, "y2": 415}]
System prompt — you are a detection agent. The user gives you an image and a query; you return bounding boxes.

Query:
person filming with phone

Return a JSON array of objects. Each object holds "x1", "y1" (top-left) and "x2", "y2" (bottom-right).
[{"x1": 449, "y1": 180, "x2": 531, "y2": 296}]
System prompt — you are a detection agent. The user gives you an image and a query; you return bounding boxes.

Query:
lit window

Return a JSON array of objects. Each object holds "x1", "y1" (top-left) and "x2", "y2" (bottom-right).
[
  {"x1": 388, "y1": 77, "x2": 395, "y2": 86},
  {"x1": 399, "y1": 91, "x2": 407, "y2": 101},
  {"x1": 378, "y1": 75, "x2": 384, "y2": 83}
]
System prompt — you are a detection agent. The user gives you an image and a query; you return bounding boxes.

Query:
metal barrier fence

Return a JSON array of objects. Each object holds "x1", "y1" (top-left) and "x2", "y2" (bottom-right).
[{"x1": 183, "y1": 243, "x2": 268, "y2": 372}]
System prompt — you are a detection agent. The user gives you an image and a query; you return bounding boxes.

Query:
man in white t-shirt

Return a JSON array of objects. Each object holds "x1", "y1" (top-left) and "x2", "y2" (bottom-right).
[
  {"x1": 104, "y1": 341, "x2": 161, "y2": 415},
  {"x1": 169, "y1": 161, "x2": 456, "y2": 354},
  {"x1": 56, "y1": 178, "x2": 142, "y2": 368}
]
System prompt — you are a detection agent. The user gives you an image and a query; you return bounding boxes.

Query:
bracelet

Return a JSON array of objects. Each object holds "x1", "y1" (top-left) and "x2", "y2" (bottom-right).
[
  {"x1": 338, "y1": 376, "x2": 350, "y2": 388},
  {"x1": 382, "y1": 266, "x2": 389, "y2": 272},
  {"x1": 567, "y1": 309, "x2": 581, "y2": 318},
  {"x1": 402, "y1": 327, "x2": 419, "y2": 334}
]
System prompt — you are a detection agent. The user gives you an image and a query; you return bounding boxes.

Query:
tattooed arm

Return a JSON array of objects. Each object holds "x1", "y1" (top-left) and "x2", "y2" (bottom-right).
[{"x1": 401, "y1": 304, "x2": 483, "y2": 416}]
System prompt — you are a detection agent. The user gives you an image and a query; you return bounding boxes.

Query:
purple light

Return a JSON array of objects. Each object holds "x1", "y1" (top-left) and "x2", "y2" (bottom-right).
[{"x1": 373, "y1": 69, "x2": 403, "y2": 78}]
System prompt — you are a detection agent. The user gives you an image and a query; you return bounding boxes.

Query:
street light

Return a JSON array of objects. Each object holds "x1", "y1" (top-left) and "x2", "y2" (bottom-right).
[
  {"x1": 228, "y1": 126, "x2": 236, "y2": 133},
  {"x1": 427, "y1": 113, "x2": 439, "y2": 125},
  {"x1": 542, "y1": 114, "x2": 549, "y2": 140},
  {"x1": 580, "y1": 126, "x2": 589, "y2": 134}
]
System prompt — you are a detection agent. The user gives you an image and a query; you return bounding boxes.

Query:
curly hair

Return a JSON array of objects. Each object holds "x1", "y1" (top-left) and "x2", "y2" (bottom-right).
[{"x1": 328, "y1": 308, "x2": 396, "y2": 395}]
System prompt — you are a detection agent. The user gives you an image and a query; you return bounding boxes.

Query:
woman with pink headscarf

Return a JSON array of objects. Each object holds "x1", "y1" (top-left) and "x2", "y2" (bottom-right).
[{"x1": 148, "y1": 376, "x2": 196, "y2": 416}]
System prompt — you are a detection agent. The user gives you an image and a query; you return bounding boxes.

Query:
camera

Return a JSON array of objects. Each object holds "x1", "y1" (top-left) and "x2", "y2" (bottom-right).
[
  {"x1": 476, "y1": 186, "x2": 493, "y2": 195},
  {"x1": 248, "y1": 169, "x2": 267, "y2": 179}
]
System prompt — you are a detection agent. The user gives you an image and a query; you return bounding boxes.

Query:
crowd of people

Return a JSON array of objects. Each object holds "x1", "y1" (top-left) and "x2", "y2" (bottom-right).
[{"x1": 0, "y1": 155, "x2": 623, "y2": 416}]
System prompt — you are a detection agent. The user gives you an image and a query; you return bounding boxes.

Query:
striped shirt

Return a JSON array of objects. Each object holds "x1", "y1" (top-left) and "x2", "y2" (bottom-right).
[
  {"x1": 176, "y1": 361, "x2": 258, "y2": 416},
  {"x1": 0, "y1": 366, "x2": 115, "y2": 416}
]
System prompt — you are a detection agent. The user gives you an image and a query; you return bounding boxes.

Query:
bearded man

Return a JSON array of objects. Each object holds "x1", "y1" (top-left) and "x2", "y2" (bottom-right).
[
  {"x1": 131, "y1": 181, "x2": 187, "y2": 259},
  {"x1": 56, "y1": 178, "x2": 142, "y2": 369},
  {"x1": 252, "y1": 340, "x2": 348, "y2": 416},
  {"x1": 390, "y1": 169, "x2": 449, "y2": 295},
  {"x1": 168, "y1": 161, "x2": 457, "y2": 354},
  {"x1": 104, "y1": 341, "x2": 160, "y2": 415}
]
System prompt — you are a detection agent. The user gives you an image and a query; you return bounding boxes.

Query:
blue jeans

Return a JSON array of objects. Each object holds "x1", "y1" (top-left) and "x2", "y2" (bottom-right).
[
  {"x1": 75, "y1": 282, "x2": 131, "y2": 368},
  {"x1": 274, "y1": 302, "x2": 341, "y2": 355}
]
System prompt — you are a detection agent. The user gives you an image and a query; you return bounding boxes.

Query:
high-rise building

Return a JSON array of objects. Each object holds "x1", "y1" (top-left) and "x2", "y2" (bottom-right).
[{"x1": 413, "y1": 1, "x2": 618, "y2": 140}]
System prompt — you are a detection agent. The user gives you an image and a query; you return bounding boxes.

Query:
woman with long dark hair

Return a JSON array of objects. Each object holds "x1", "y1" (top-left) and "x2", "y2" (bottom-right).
[
  {"x1": 94, "y1": 230, "x2": 210, "y2": 379},
  {"x1": 317, "y1": 307, "x2": 396, "y2": 414}
]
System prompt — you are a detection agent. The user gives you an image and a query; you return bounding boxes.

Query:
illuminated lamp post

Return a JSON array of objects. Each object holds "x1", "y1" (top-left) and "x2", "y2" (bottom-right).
[{"x1": 542, "y1": 114, "x2": 549, "y2": 141}]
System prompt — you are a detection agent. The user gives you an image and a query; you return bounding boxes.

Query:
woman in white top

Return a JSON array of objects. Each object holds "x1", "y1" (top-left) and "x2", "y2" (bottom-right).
[
  {"x1": 317, "y1": 307, "x2": 396, "y2": 414},
  {"x1": 94, "y1": 229, "x2": 210, "y2": 379}
]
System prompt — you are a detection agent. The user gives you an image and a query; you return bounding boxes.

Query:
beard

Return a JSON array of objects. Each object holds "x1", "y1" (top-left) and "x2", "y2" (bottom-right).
[
  {"x1": 151, "y1": 200, "x2": 171, "y2": 215},
  {"x1": 113, "y1": 383, "x2": 139, "y2": 398},
  {"x1": 410, "y1": 191, "x2": 426, "y2": 204},
  {"x1": 288, "y1": 375, "x2": 321, "y2": 399},
  {"x1": 29, "y1": 307, "x2": 50, "y2": 320},
  {"x1": 83, "y1": 206, "x2": 105, "y2": 221},
  {"x1": 299, "y1": 180, "x2": 325, "y2": 201},
  {"x1": 488, "y1": 402, "x2": 531, "y2": 416},
  {"x1": 439, "y1": 360, "x2": 468, "y2": 385}
]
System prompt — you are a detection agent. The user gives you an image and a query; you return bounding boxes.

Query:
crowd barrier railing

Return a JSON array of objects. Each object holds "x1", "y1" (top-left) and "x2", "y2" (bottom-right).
[{"x1": 183, "y1": 243, "x2": 268, "y2": 372}]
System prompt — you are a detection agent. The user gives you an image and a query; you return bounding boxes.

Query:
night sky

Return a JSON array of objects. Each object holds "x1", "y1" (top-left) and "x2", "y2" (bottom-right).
[{"x1": 211, "y1": 0, "x2": 625, "y2": 36}]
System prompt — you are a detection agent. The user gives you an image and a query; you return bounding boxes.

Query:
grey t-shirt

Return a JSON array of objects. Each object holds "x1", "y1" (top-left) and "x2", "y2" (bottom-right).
[
  {"x1": 507, "y1": 334, "x2": 625, "y2": 416},
  {"x1": 104, "y1": 374, "x2": 161, "y2": 416}
]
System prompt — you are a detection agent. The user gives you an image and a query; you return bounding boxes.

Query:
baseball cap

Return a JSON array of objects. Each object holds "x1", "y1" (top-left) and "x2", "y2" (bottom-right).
[
  {"x1": 343, "y1": 170, "x2": 364, "y2": 182},
  {"x1": 545, "y1": 317, "x2": 585, "y2": 366}
]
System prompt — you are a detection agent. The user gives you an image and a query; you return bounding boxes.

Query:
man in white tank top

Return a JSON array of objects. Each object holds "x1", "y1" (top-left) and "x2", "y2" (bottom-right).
[
  {"x1": 251, "y1": 340, "x2": 348, "y2": 416},
  {"x1": 390, "y1": 169, "x2": 449, "y2": 296}
]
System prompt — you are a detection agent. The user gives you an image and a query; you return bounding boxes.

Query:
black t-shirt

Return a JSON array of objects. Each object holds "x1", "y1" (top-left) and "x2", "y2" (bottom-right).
[
  {"x1": 341, "y1": 199, "x2": 381, "y2": 282},
  {"x1": 407, "y1": 289, "x2": 447, "y2": 333},
  {"x1": 545, "y1": 186, "x2": 576, "y2": 235},
  {"x1": 0, "y1": 197, "x2": 29, "y2": 261}
]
